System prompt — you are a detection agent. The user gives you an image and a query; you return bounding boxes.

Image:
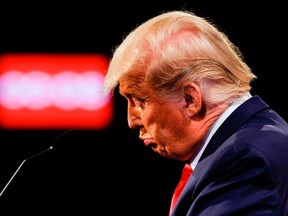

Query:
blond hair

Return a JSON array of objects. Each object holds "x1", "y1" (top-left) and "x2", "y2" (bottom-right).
[{"x1": 102, "y1": 10, "x2": 256, "y2": 106}]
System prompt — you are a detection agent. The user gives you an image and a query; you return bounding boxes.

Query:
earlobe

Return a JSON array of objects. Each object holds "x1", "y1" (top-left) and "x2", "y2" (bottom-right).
[{"x1": 183, "y1": 83, "x2": 202, "y2": 118}]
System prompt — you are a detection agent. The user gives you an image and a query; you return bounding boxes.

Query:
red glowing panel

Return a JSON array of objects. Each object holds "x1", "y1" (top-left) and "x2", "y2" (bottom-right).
[{"x1": 0, "y1": 53, "x2": 113, "y2": 129}]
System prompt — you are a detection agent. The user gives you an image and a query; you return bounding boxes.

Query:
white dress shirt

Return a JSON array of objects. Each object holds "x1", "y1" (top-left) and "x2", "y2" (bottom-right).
[{"x1": 190, "y1": 93, "x2": 252, "y2": 170}]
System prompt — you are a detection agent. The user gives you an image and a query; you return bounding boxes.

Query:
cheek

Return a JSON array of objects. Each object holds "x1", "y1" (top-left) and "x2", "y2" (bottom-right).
[
  {"x1": 143, "y1": 103, "x2": 172, "y2": 124},
  {"x1": 145, "y1": 104, "x2": 185, "y2": 137}
]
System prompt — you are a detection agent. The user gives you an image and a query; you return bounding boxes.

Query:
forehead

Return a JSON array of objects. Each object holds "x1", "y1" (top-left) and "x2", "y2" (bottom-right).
[
  {"x1": 118, "y1": 69, "x2": 146, "y2": 93},
  {"x1": 119, "y1": 78, "x2": 146, "y2": 96}
]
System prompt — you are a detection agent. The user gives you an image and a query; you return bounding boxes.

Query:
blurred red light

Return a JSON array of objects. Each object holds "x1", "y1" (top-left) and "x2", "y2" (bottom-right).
[{"x1": 0, "y1": 53, "x2": 113, "y2": 129}]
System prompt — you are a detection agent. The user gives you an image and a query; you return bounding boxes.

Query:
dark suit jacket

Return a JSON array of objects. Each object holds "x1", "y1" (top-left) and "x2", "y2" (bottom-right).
[{"x1": 171, "y1": 95, "x2": 288, "y2": 216}]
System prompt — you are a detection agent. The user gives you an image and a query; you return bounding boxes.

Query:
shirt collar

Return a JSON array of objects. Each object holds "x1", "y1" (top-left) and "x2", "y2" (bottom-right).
[{"x1": 190, "y1": 93, "x2": 252, "y2": 170}]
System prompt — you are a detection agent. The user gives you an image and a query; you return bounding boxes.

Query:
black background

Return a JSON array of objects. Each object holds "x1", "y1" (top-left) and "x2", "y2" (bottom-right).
[{"x1": 0, "y1": 1, "x2": 287, "y2": 215}]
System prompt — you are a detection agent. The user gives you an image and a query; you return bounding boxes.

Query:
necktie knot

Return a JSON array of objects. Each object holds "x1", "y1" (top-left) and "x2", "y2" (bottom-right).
[{"x1": 181, "y1": 163, "x2": 193, "y2": 181}]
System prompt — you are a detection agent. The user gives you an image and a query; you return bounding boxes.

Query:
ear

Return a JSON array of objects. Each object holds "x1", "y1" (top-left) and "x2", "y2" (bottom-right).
[{"x1": 183, "y1": 82, "x2": 203, "y2": 118}]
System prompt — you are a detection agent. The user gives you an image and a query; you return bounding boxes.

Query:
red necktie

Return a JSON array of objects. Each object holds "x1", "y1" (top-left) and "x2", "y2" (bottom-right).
[{"x1": 169, "y1": 163, "x2": 193, "y2": 214}]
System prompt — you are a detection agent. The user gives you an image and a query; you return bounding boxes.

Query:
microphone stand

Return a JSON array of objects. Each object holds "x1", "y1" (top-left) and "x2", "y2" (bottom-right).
[
  {"x1": 0, "y1": 128, "x2": 77, "y2": 198},
  {"x1": 0, "y1": 145, "x2": 53, "y2": 197}
]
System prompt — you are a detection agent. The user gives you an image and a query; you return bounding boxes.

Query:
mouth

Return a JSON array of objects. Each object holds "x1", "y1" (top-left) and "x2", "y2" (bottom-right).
[
  {"x1": 141, "y1": 139, "x2": 169, "y2": 157},
  {"x1": 141, "y1": 138, "x2": 151, "y2": 146},
  {"x1": 140, "y1": 137, "x2": 159, "y2": 151}
]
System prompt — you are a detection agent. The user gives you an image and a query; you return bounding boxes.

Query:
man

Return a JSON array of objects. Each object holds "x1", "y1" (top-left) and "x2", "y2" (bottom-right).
[{"x1": 101, "y1": 10, "x2": 288, "y2": 215}]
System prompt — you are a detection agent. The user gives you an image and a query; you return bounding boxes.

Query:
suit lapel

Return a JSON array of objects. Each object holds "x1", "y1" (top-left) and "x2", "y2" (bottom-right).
[
  {"x1": 199, "y1": 95, "x2": 269, "y2": 162},
  {"x1": 171, "y1": 96, "x2": 270, "y2": 216}
]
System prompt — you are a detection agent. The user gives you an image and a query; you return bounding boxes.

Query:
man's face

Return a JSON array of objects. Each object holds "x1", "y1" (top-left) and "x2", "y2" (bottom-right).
[{"x1": 119, "y1": 78, "x2": 198, "y2": 161}]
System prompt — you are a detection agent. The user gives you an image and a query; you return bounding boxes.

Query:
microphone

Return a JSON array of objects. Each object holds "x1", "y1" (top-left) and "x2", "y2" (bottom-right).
[{"x1": 0, "y1": 129, "x2": 78, "y2": 198}]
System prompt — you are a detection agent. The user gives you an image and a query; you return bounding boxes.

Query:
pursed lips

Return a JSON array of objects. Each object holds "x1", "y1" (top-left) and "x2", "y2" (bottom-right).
[{"x1": 140, "y1": 137, "x2": 154, "y2": 146}]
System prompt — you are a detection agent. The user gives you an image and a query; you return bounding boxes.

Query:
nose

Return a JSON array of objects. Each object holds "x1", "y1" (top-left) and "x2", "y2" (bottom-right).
[{"x1": 127, "y1": 103, "x2": 142, "y2": 129}]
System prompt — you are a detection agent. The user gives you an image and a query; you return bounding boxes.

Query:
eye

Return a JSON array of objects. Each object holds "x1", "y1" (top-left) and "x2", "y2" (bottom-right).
[
  {"x1": 133, "y1": 97, "x2": 145, "y2": 108},
  {"x1": 126, "y1": 94, "x2": 146, "y2": 109}
]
